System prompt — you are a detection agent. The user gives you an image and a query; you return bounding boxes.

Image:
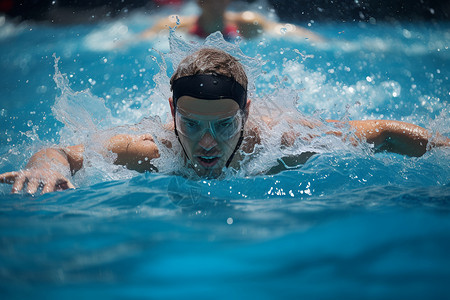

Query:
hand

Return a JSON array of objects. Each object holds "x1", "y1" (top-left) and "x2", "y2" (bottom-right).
[
  {"x1": 0, "y1": 168, "x2": 75, "y2": 195},
  {"x1": 430, "y1": 132, "x2": 450, "y2": 148}
]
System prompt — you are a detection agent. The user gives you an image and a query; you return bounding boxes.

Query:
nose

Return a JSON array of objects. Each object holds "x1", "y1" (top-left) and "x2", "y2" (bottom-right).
[{"x1": 198, "y1": 131, "x2": 218, "y2": 151}]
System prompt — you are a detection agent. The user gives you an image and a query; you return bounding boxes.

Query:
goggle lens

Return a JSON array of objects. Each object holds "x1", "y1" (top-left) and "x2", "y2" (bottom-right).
[{"x1": 175, "y1": 110, "x2": 243, "y2": 140}]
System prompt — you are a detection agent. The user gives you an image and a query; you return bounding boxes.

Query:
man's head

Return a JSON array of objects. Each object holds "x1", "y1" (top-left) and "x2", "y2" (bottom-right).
[{"x1": 169, "y1": 48, "x2": 250, "y2": 178}]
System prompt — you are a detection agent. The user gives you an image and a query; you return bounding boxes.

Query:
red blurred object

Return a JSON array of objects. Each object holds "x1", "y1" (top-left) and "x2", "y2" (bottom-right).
[
  {"x1": 0, "y1": 0, "x2": 14, "y2": 12},
  {"x1": 153, "y1": 0, "x2": 183, "y2": 6}
]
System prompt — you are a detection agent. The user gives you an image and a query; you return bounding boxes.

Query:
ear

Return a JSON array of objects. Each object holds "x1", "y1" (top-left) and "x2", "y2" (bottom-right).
[{"x1": 169, "y1": 97, "x2": 175, "y2": 118}]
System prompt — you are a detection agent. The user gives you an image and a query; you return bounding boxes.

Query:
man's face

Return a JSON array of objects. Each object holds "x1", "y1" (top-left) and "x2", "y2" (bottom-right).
[{"x1": 174, "y1": 96, "x2": 243, "y2": 178}]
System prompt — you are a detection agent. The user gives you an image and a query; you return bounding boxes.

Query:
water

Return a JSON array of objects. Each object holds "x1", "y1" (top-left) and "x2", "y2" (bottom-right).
[{"x1": 1, "y1": 6, "x2": 450, "y2": 299}]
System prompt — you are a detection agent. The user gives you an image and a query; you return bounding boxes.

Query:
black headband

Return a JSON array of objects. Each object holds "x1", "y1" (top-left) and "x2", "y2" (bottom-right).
[{"x1": 171, "y1": 74, "x2": 247, "y2": 110}]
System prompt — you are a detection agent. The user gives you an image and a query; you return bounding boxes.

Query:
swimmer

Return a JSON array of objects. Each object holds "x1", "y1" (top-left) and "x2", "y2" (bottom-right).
[
  {"x1": 141, "y1": 0, "x2": 324, "y2": 41},
  {"x1": 0, "y1": 48, "x2": 449, "y2": 194}
]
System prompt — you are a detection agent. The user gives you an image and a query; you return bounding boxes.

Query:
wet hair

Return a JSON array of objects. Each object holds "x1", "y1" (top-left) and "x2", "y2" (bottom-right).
[{"x1": 170, "y1": 48, "x2": 248, "y2": 90}]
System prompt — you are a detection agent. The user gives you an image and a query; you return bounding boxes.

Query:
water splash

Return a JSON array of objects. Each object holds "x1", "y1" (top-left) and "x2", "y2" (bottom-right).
[
  {"x1": 52, "y1": 55, "x2": 115, "y2": 145},
  {"x1": 5, "y1": 27, "x2": 447, "y2": 189},
  {"x1": 166, "y1": 31, "x2": 263, "y2": 94}
]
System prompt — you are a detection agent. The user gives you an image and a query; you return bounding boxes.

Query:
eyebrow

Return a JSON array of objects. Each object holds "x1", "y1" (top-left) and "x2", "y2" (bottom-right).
[
  {"x1": 180, "y1": 113, "x2": 237, "y2": 121},
  {"x1": 180, "y1": 115, "x2": 199, "y2": 122}
]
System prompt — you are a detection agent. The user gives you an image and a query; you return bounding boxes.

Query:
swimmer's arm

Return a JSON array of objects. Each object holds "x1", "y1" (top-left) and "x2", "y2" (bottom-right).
[
  {"x1": 140, "y1": 15, "x2": 196, "y2": 39},
  {"x1": 262, "y1": 115, "x2": 448, "y2": 156},
  {"x1": 0, "y1": 145, "x2": 83, "y2": 194},
  {"x1": 330, "y1": 120, "x2": 449, "y2": 157},
  {"x1": 0, "y1": 133, "x2": 163, "y2": 194},
  {"x1": 227, "y1": 11, "x2": 325, "y2": 42},
  {"x1": 106, "y1": 134, "x2": 161, "y2": 172}
]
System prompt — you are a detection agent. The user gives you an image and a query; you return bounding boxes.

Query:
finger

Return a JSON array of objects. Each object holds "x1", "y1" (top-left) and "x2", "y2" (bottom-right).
[
  {"x1": 142, "y1": 134, "x2": 155, "y2": 142},
  {"x1": 66, "y1": 180, "x2": 75, "y2": 189},
  {"x1": 55, "y1": 177, "x2": 75, "y2": 191},
  {"x1": 42, "y1": 182, "x2": 55, "y2": 194},
  {"x1": 12, "y1": 176, "x2": 26, "y2": 194},
  {"x1": 27, "y1": 178, "x2": 41, "y2": 195},
  {"x1": 0, "y1": 172, "x2": 18, "y2": 184}
]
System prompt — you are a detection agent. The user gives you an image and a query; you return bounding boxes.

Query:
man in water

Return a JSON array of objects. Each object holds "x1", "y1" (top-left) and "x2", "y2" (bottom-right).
[{"x1": 0, "y1": 48, "x2": 449, "y2": 194}]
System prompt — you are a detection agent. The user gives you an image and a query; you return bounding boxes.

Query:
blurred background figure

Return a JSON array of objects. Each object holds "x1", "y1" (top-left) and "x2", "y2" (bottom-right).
[
  {"x1": 0, "y1": 0, "x2": 183, "y2": 23},
  {"x1": 1, "y1": 0, "x2": 448, "y2": 24},
  {"x1": 141, "y1": 0, "x2": 324, "y2": 41}
]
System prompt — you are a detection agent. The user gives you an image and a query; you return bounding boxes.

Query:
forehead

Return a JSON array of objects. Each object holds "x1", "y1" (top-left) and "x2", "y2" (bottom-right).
[{"x1": 177, "y1": 96, "x2": 239, "y2": 116}]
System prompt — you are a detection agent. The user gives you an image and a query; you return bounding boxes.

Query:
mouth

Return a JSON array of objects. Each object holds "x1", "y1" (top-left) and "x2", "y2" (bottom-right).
[{"x1": 195, "y1": 155, "x2": 221, "y2": 168}]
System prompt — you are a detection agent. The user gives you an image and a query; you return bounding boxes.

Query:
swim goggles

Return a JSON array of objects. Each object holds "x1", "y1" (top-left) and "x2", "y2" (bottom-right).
[{"x1": 175, "y1": 108, "x2": 244, "y2": 141}]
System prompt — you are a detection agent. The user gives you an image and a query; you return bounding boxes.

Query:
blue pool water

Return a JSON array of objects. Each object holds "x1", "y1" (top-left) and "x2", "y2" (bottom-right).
[{"x1": 1, "y1": 6, "x2": 450, "y2": 299}]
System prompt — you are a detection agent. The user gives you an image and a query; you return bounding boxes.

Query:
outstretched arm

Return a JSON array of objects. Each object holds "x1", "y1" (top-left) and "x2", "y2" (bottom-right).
[
  {"x1": 0, "y1": 145, "x2": 83, "y2": 194},
  {"x1": 260, "y1": 115, "x2": 448, "y2": 157},
  {"x1": 226, "y1": 11, "x2": 325, "y2": 42},
  {"x1": 336, "y1": 120, "x2": 449, "y2": 157},
  {"x1": 140, "y1": 15, "x2": 196, "y2": 39},
  {"x1": 0, "y1": 134, "x2": 162, "y2": 194}
]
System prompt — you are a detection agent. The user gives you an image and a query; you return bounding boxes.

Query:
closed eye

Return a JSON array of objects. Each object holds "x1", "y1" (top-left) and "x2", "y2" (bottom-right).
[
  {"x1": 182, "y1": 117, "x2": 200, "y2": 128},
  {"x1": 217, "y1": 118, "x2": 234, "y2": 128}
]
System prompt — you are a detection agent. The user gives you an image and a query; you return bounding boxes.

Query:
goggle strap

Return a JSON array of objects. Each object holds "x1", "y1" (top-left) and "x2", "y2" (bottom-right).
[
  {"x1": 174, "y1": 120, "x2": 191, "y2": 167},
  {"x1": 225, "y1": 127, "x2": 244, "y2": 168}
]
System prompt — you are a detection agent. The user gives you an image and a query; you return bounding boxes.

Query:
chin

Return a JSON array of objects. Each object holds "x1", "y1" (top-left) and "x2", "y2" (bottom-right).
[
  {"x1": 191, "y1": 162, "x2": 225, "y2": 179},
  {"x1": 194, "y1": 166, "x2": 223, "y2": 179}
]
